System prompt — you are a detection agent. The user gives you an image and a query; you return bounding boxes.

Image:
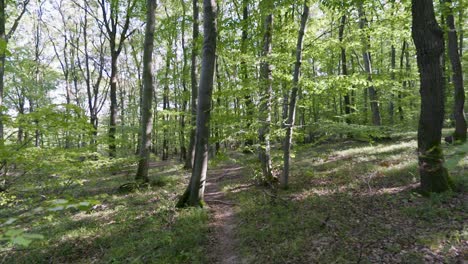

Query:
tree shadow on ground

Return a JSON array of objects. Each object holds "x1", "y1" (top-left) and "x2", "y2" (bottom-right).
[{"x1": 225, "y1": 139, "x2": 466, "y2": 264}]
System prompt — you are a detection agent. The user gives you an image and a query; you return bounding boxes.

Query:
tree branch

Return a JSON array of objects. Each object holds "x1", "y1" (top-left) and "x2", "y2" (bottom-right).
[{"x1": 6, "y1": 0, "x2": 31, "y2": 40}]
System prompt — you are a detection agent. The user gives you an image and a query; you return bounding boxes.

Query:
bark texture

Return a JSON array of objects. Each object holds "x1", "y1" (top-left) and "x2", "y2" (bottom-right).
[
  {"x1": 444, "y1": 0, "x2": 466, "y2": 142},
  {"x1": 411, "y1": 0, "x2": 451, "y2": 193},
  {"x1": 185, "y1": 0, "x2": 200, "y2": 169},
  {"x1": 178, "y1": 0, "x2": 217, "y2": 207},
  {"x1": 135, "y1": 0, "x2": 156, "y2": 183}
]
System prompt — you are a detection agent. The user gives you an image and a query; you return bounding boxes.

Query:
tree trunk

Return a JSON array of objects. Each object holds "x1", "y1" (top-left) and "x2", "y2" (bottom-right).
[
  {"x1": 241, "y1": 0, "x2": 254, "y2": 152},
  {"x1": 398, "y1": 40, "x2": 407, "y2": 122},
  {"x1": 185, "y1": 0, "x2": 200, "y2": 169},
  {"x1": 281, "y1": 1, "x2": 309, "y2": 189},
  {"x1": 177, "y1": 0, "x2": 217, "y2": 208},
  {"x1": 179, "y1": 0, "x2": 188, "y2": 161},
  {"x1": 0, "y1": 0, "x2": 4, "y2": 141},
  {"x1": 338, "y1": 14, "x2": 351, "y2": 124},
  {"x1": 444, "y1": 0, "x2": 467, "y2": 142},
  {"x1": 411, "y1": 0, "x2": 450, "y2": 193},
  {"x1": 109, "y1": 52, "x2": 118, "y2": 157},
  {"x1": 258, "y1": 2, "x2": 274, "y2": 184},
  {"x1": 389, "y1": 44, "x2": 396, "y2": 124},
  {"x1": 135, "y1": 0, "x2": 156, "y2": 183},
  {"x1": 162, "y1": 50, "x2": 170, "y2": 161},
  {"x1": 99, "y1": 0, "x2": 136, "y2": 158},
  {"x1": 358, "y1": 4, "x2": 381, "y2": 126},
  {"x1": 0, "y1": 0, "x2": 29, "y2": 142}
]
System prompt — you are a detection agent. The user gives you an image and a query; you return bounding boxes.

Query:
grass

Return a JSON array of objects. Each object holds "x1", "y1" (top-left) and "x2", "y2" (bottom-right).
[
  {"x1": 1, "y1": 133, "x2": 466, "y2": 263},
  {"x1": 1, "y1": 159, "x2": 210, "y2": 264},
  {"x1": 225, "y1": 137, "x2": 467, "y2": 263}
]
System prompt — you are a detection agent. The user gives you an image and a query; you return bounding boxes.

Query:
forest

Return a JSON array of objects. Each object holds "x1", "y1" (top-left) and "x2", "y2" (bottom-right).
[{"x1": 0, "y1": 0, "x2": 467, "y2": 263}]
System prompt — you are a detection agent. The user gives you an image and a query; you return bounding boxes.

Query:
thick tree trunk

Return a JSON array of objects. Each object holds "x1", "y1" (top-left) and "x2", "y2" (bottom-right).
[
  {"x1": 444, "y1": 0, "x2": 467, "y2": 142},
  {"x1": 258, "y1": 3, "x2": 274, "y2": 184},
  {"x1": 411, "y1": 0, "x2": 450, "y2": 193},
  {"x1": 358, "y1": 4, "x2": 381, "y2": 126},
  {"x1": 185, "y1": 0, "x2": 200, "y2": 169},
  {"x1": 177, "y1": 0, "x2": 217, "y2": 208},
  {"x1": 135, "y1": 0, "x2": 156, "y2": 183},
  {"x1": 281, "y1": 1, "x2": 309, "y2": 189}
]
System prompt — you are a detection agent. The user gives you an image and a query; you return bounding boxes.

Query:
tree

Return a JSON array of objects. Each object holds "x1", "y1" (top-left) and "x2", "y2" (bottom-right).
[
  {"x1": 281, "y1": 0, "x2": 309, "y2": 189},
  {"x1": 443, "y1": 0, "x2": 466, "y2": 142},
  {"x1": 135, "y1": 0, "x2": 156, "y2": 183},
  {"x1": 0, "y1": 0, "x2": 30, "y2": 142},
  {"x1": 98, "y1": 0, "x2": 137, "y2": 157},
  {"x1": 184, "y1": 0, "x2": 200, "y2": 169},
  {"x1": 339, "y1": 14, "x2": 351, "y2": 124},
  {"x1": 411, "y1": 0, "x2": 451, "y2": 193},
  {"x1": 258, "y1": 0, "x2": 274, "y2": 184},
  {"x1": 177, "y1": 0, "x2": 217, "y2": 207},
  {"x1": 358, "y1": 2, "x2": 381, "y2": 126}
]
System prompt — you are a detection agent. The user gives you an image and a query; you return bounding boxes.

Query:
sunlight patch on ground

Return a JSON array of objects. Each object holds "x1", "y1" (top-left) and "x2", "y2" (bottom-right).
[
  {"x1": 72, "y1": 209, "x2": 116, "y2": 223},
  {"x1": 374, "y1": 183, "x2": 419, "y2": 195},
  {"x1": 335, "y1": 140, "x2": 416, "y2": 157}
]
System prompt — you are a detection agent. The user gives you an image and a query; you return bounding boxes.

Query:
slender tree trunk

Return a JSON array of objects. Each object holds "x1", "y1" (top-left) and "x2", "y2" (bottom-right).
[
  {"x1": 241, "y1": 0, "x2": 254, "y2": 152},
  {"x1": 0, "y1": 0, "x2": 4, "y2": 141},
  {"x1": 411, "y1": 0, "x2": 450, "y2": 193},
  {"x1": 282, "y1": 84, "x2": 289, "y2": 129},
  {"x1": 339, "y1": 14, "x2": 351, "y2": 124},
  {"x1": 398, "y1": 40, "x2": 407, "y2": 122},
  {"x1": 0, "y1": 0, "x2": 29, "y2": 142},
  {"x1": 179, "y1": 0, "x2": 188, "y2": 161},
  {"x1": 162, "y1": 51, "x2": 170, "y2": 161},
  {"x1": 444, "y1": 0, "x2": 467, "y2": 142},
  {"x1": 135, "y1": 0, "x2": 156, "y2": 182},
  {"x1": 358, "y1": 4, "x2": 381, "y2": 126},
  {"x1": 99, "y1": 0, "x2": 136, "y2": 158},
  {"x1": 258, "y1": 2, "x2": 274, "y2": 183},
  {"x1": 281, "y1": 1, "x2": 309, "y2": 189},
  {"x1": 185, "y1": 0, "x2": 200, "y2": 169},
  {"x1": 109, "y1": 52, "x2": 118, "y2": 157},
  {"x1": 389, "y1": 44, "x2": 396, "y2": 124},
  {"x1": 177, "y1": 0, "x2": 217, "y2": 208}
]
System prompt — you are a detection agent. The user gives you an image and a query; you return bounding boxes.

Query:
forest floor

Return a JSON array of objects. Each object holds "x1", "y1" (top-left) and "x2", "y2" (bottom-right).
[
  {"x1": 205, "y1": 164, "x2": 244, "y2": 264},
  {"x1": 1, "y1": 132, "x2": 467, "y2": 263}
]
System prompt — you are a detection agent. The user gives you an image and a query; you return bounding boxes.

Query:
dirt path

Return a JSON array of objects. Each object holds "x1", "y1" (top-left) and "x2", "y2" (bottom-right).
[{"x1": 205, "y1": 165, "x2": 244, "y2": 264}]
